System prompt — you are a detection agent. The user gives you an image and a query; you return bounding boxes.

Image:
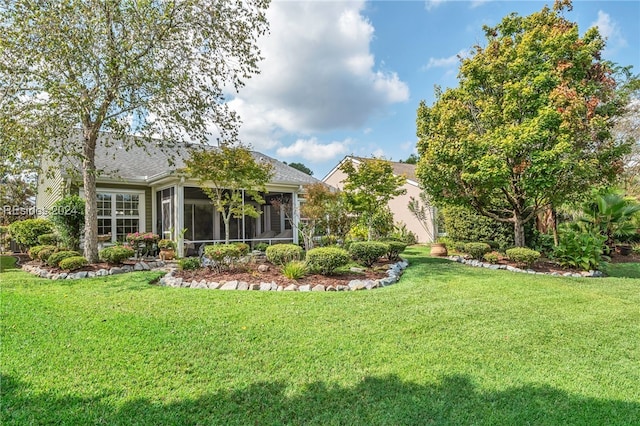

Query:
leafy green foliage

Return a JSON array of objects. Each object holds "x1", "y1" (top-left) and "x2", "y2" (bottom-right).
[
  {"x1": 384, "y1": 240, "x2": 408, "y2": 261},
  {"x1": 28, "y1": 245, "x2": 57, "y2": 261},
  {"x1": 287, "y1": 162, "x2": 313, "y2": 176},
  {"x1": 483, "y1": 251, "x2": 500, "y2": 264},
  {"x1": 234, "y1": 242, "x2": 250, "y2": 257},
  {"x1": 441, "y1": 206, "x2": 514, "y2": 250},
  {"x1": 340, "y1": 158, "x2": 406, "y2": 241},
  {"x1": 265, "y1": 244, "x2": 304, "y2": 266},
  {"x1": 281, "y1": 261, "x2": 307, "y2": 280},
  {"x1": 185, "y1": 145, "x2": 273, "y2": 244},
  {"x1": 348, "y1": 241, "x2": 389, "y2": 267},
  {"x1": 463, "y1": 242, "x2": 492, "y2": 260},
  {"x1": 177, "y1": 257, "x2": 202, "y2": 271},
  {"x1": 99, "y1": 247, "x2": 135, "y2": 264},
  {"x1": 552, "y1": 227, "x2": 608, "y2": 271},
  {"x1": 255, "y1": 242, "x2": 269, "y2": 252},
  {"x1": 204, "y1": 244, "x2": 242, "y2": 272},
  {"x1": 157, "y1": 239, "x2": 176, "y2": 250},
  {"x1": 306, "y1": 247, "x2": 350, "y2": 275},
  {"x1": 47, "y1": 251, "x2": 81, "y2": 268},
  {"x1": 58, "y1": 256, "x2": 88, "y2": 271},
  {"x1": 506, "y1": 248, "x2": 541, "y2": 268},
  {"x1": 580, "y1": 191, "x2": 640, "y2": 249},
  {"x1": 416, "y1": 3, "x2": 633, "y2": 247},
  {"x1": 8, "y1": 219, "x2": 54, "y2": 249},
  {"x1": 37, "y1": 233, "x2": 58, "y2": 246},
  {"x1": 50, "y1": 195, "x2": 85, "y2": 251}
]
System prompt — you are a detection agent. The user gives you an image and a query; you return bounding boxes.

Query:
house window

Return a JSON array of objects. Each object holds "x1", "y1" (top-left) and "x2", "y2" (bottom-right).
[{"x1": 90, "y1": 190, "x2": 145, "y2": 242}]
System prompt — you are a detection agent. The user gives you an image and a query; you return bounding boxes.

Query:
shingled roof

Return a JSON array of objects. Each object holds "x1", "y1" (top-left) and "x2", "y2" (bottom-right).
[
  {"x1": 60, "y1": 133, "x2": 318, "y2": 186},
  {"x1": 349, "y1": 156, "x2": 417, "y2": 182}
]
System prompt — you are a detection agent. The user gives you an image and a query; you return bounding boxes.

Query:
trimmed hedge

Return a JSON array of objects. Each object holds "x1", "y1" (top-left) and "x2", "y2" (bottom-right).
[
  {"x1": 234, "y1": 242, "x2": 250, "y2": 256},
  {"x1": 306, "y1": 247, "x2": 350, "y2": 275},
  {"x1": 37, "y1": 233, "x2": 59, "y2": 246},
  {"x1": 265, "y1": 244, "x2": 304, "y2": 265},
  {"x1": 28, "y1": 245, "x2": 57, "y2": 260},
  {"x1": 384, "y1": 240, "x2": 407, "y2": 261},
  {"x1": 441, "y1": 206, "x2": 514, "y2": 250},
  {"x1": 8, "y1": 219, "x2": 55, "y2": 249},
  {"x1": 177, "y1": 257, "x2": 201, "y2": 271},
  {"x1": 47, "y1": 250, "x2": 81, "y2": 267},
  {"x1": 99, "y1": 246, "x2": 135, "y2": 264},
  {"x1": 58, "y1": 256, "x2": 88, "y2": 271},
  {"x1": 463, "y1": 242, "x2": 492, "y2": 260},
  {"x1": 348, "y1": 241, "x2": 389, "y2": 267},
  {"x1": 483, "y1": 251, "x2": 500, "y2": 264},
  {"x1": 506, "y1": 247, "x2": 540, "y2": 268}
]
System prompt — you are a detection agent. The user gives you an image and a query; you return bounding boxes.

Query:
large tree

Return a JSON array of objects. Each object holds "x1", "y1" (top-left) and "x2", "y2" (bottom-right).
[
  {"x1": 0, "y1": 0, "x2": 269, "y2": 261},
  {"x1": 184, "y1": 144, "x2": 273, "y2": 244},
  {"x1": 416, "y1": 1, "x2": 632, "y2": 247},
  {"x1": 340, "y1": 158, "x2": 406, "y2": 241}
]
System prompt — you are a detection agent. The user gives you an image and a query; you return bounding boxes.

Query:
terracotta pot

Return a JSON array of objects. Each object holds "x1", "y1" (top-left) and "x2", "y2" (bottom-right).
[
  {"x1": 430, "y1": 243, "x2": 448, "y2": 257},
  {"x1": 159, "y1": 248, "x2": 175, "y2": 261}
]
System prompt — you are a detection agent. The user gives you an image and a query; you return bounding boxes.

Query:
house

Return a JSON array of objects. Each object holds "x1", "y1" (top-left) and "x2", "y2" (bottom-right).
[
  {"x1": 322, "y1": 156, "x2": 437, "y2": 243},
  {"x1": 36, "y1": 134, "x2": 319, "y2": 256}
]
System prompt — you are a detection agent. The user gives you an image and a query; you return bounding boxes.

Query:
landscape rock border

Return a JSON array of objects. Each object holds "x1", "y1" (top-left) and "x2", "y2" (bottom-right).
[
  {"x1": 159, "y1": 259, "x2": 409, "y2": 291},
  {"x1": 447, "y1": 255, "x2": 604, "y2": 278},
  {"x1": 21, "y1": 260, "x2": 170, "y2": 280}
]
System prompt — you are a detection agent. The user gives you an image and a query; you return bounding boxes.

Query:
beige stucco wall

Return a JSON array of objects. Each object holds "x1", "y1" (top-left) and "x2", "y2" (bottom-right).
[{"x1": 323, "y1": 163, "x2": 436, "y2": 243}]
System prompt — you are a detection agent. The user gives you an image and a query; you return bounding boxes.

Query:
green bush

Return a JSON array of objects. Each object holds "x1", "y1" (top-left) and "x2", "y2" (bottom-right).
[
  {"x1": 348, "y1": 241, "x2": 389, "y2": 267},
  {"x1": 441, "y1": 206, "x2": 514, "y2": 250},
  {"x1": 384, "y1": 240, "x2": 408, "y2": 261},
  {"x1": 319, "y1": 235, "x2": 339, "y2": 247},
  {"x1": 177, "y1": 257, "x2": 201, "y2": 271},
  {"x1": 38, "y1": 246, "x2": 58, "y2": 262},
  {"x1": 28, "y1": 245, "x2": 57, "y2": 260},
  {"x1": 37, "y1": 233, "x2": 58, "y2": 246},
  {"x1": 483, "y1": 251, "x2": 500, "y2": 264},
  {"x1": 462, "y1": 242, "x2": 492, "y2": 260},
  {"x1": 157, "y1": 239, "x2": 176, "y2": 250},
  {"x1": 265, "y1": 244, "x2": 304, "y2": 265},
  {"x1": 552, "y1": 227, "x2": 608, "y2": 271},
  {"x1": 506, "y1": 247, "x2": 540, "y2": 268},
  {"x1": 282, "y1": 261, "x2": 307, "y2": 279},
  {"x1": 50, "y1": 195, "x2": 85, "y2": 251},
  {"x1": 58, "y1": 256, "x2": 88, "y2": 271},
  {"x1": 254, "y1": 242, "x2": 269, "y2": 252},
  {"x1": 234, "y1": 242, "x2": 250, "y2": 256},
  {"x1": 390, "y1": 223, "x2": 418, "y2": 245},
  {"x1": 8, "y1": 219, "x2": 55, "y2": 249},
  {"x1": 47, "y1": 250, "x2": 81, "y2": 267},
  {"x1": 99, "y1": 246, "x2": 135, "y2": 264},
  {"x1": 306, "y1": 247, "x2": 350, "y2": 275},
  {"x1": 204, "y1": 244, "x2": 242, "y2": 272}
]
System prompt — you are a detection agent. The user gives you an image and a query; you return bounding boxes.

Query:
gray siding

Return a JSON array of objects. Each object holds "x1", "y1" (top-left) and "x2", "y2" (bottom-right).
[{"x1": 35, "y1": 162, "x2": 66, "y2": 218}]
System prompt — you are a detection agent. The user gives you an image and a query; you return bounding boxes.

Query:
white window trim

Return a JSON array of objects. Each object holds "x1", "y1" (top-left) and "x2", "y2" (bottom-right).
[{"x1": 79, "y1": 188, "x2": 146, "y2": 242}]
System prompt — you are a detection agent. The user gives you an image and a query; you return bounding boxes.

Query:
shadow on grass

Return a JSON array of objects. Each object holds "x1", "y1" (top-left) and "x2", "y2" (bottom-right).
[
  {"x1": 3, "y1": 374, "x2": 638, "y2": 425},
  {"x1": 0, "y1": 255, "x2": 19, "y2": 273}
]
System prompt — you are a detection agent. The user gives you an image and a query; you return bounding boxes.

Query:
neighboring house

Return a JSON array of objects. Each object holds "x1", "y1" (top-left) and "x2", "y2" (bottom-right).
[
  {"x1": 322, "y1": 156, "x2": 437, "y2": 243},
  {"x1": 36, "y1": 134, "x2": 319, "y2": 256}
]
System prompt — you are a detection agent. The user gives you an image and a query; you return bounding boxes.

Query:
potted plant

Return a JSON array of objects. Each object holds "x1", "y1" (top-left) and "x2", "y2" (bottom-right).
[
  {"x1": 158, "y1": 239, "x2": 177, "y2": 260},
  {"x1": 430, "y1": 239, "x2": 448, "y2": 257}
]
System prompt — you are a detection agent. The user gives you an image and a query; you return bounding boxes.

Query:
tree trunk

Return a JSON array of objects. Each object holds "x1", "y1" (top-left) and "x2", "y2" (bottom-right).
[
  {"x1": 514, "y1": 214, "x2": 526, "y2": 247},
  {"x1": 551, "y1": 207, "x2": 559, "y2": 246},
  {"x1": 82, "y1": 130, "x2": 99, "y2": 263},
  {"x1": 222, "y1": 212, "x2": 230, "y2": 244}
]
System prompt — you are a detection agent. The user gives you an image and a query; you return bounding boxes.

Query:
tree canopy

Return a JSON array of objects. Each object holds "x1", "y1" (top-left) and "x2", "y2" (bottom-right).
[
  {"x1": 340, "y1": 158, "x2": 406, "y2": 241},
  {"x1": 184, "y1": 145, "x2": 273, "y2": 244},
  {"x1": 0, "y1": 0, "x2": 269, "y2": 260},
  {"x1": 287, "y1": 162, "x2": 314, "y2": 176},
  {"x1": 416, "y1": 1, "x2": 633, "y2": 247}
]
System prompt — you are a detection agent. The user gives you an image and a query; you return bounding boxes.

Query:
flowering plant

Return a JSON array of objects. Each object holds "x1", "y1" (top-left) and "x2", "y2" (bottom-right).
[
  {"x1": 126, "y1": 232, "x2": 160, "y2": 244},
  {"x1": 158, "y1": 239, "x2": 176, "y2": 250}
]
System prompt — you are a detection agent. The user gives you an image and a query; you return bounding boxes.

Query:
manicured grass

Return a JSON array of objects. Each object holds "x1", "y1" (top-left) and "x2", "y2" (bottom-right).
[
  {"x1": 2, "y1": 248, "x2": 639, "y2": 425},
  {"x1": 603, "y1": 261, "x2": 640, "y2": 279}
]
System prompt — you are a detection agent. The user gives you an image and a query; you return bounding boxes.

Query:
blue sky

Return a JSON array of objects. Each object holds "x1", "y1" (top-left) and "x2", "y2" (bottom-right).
[{"x1": 226, "y1": 1, "x2": 640, "y2": 178}]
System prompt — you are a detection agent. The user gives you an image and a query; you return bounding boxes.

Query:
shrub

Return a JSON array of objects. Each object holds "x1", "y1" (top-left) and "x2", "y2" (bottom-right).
[
  {"x1": 384, "y1": 240, "x2": 408, "y2": 261},
  {"x1": 28, "y1": 245, "x2": 57, "y2": 260},
  {"x1": 441, "y1": 206, "x2": 514, "y2": 250},
  {"x1": 204, "y1": 244, "x2": 241, "y2": 272},
  {"x1": 633, "y1": 243, "x2": 640, "y2": 255},
  {"x1": 254, "y1": 242, "x2": 269, "y2": 252},
  {"x1": 265, "y1": 244, "x2": 304, "y2": 265},
  {"x1": 462, "y1": 242, "x2": 492, "y2": 260},
  {"x1": 157, "y1": 239, "x2": 176, "y2": 250},
  {"x1": 483, "y1": 251, "x2": 500, "y2": 264},
  {"x1": 348, "y1": 241, "x2": 389, "y2": 267},
  {"x1": 37, "y1": 233, "x2": 59, "y2": 246},
  {"x1": 47, "y1": 250, "x2": 81, "y2": 267},
  {"x1": 552, "y1": 227, "x2": 608, "y2": 271},
  {"x1": 177, "y1": 257, "x2": 201, "y2": 271},
  {"x1": 319, "y1": 235, "x2": 339, "y2": 247},
  {"x1": 99, "y1": 246, "x2": 135, "y2": 264},
  {"x1": 390, "y1": 223, "x2": 418, "y2": 245},
  {"x1": 50, "y1": 195, "x2": 85, "y2": 251},
  {"x1": 306, "y1": 247, "x2": 350, "y2": 275},
  {"x1": 38, "y1": 246, "x2": 58, "y2": 262},
  {"x1": 8, "y1": 219, "x2": 55, "y2": 249},
  {"x1": 282, "y1": 261, "x2": 307, "y2": 279},
  {"x1": 58, "y1": 256, "x2": 88, "y2": 271},
  {"x1": 506, "y1": 247, "x2": 540, "y2": 268},
  {"x1": 235, "y1": 242, "x2": 250, "y2": 256}
]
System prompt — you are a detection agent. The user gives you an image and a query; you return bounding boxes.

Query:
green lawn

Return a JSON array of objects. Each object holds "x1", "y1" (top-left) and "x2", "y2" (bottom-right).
[{"x1": 2, "y1": 247, "x2": 639, "y2": 425}]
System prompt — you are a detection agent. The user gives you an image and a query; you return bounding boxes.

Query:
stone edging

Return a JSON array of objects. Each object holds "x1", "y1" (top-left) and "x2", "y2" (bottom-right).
[
  {"x1": 159, "y1": 259, "x2": 409, "y2": 291},
  {"x1": 21, "y1": 260, "x2": 169, "y2": 280},
  {"x1": 447, "y1": 255, "x2": 604, "y2": 278}
]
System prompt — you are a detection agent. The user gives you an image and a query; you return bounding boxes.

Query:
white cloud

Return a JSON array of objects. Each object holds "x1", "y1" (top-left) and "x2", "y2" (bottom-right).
[
  {"x1": 591, "y1": 10, "x2": 627, "y2": 53},
  {"x1": 470, "y1": 0, "x2": 491, "y2": 9},
  {"x1": 229, "y1": 0, "x2": 409, "y2": 151},
  {"x1": 424, "y1": 49, "x2": 470, "y2": 70},
  {"x1": 276, "y1": 137, "x2": 352, "y2": 162},
  {"x1": 425, "y1": 0, "x2": 445, "y2": 12}
]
